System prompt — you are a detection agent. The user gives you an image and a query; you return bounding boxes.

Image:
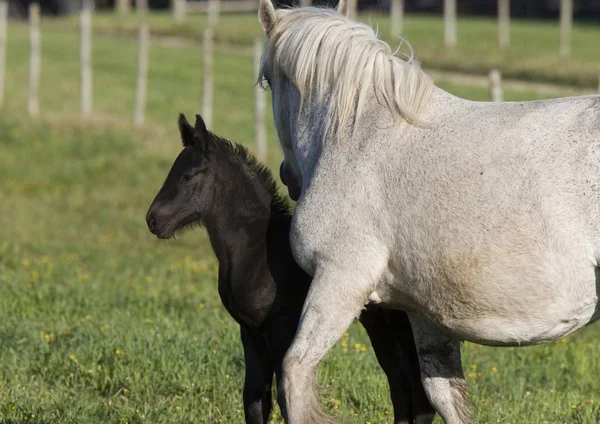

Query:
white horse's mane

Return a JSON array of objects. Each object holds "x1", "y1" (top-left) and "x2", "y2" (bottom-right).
[{"x1": 259, "y1": 7, "x2": 434, "y2": 139}]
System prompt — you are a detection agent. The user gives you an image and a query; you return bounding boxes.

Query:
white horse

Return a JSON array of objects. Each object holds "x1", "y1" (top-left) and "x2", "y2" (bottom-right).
[{"x1": 258, "y1": 2, "x2": 600, "y2": 423}]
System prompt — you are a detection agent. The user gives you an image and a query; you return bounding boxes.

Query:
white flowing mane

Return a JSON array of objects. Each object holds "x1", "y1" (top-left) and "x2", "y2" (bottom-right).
[{"x1": 259, "y1": 7, "x2": 434, "y2": 139}]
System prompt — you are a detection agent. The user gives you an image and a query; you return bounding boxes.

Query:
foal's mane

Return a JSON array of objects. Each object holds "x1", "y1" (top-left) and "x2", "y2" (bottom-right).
[
  {"x1": 209, "y1": 133, "x2": 291, "y2": 217},
  {"x1": 259, "y1": 7, "x2": 434, "y2": 139}
]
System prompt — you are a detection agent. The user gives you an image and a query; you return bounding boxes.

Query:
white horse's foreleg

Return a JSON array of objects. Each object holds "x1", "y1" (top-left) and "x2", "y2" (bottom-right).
[
  {"x1": 280, "y1": 265, "x2": 373, "y2": 424},
  {"x1": 408, "y1": 314, "x2": 472, "y2": 424}
]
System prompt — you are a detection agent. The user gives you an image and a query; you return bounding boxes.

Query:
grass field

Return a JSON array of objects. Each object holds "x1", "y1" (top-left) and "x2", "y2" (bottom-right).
[{"x1": 0, "y1": 12, "x2": 599, "y2": 424}]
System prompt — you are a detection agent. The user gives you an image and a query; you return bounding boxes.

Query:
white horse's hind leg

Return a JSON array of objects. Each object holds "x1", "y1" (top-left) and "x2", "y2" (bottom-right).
[
  {"x1": 409, "y1": 314, "x2": 472, "y2": 424},
  {"x1": 280, "y1": 266, "x2": 373, "y2": 424}
]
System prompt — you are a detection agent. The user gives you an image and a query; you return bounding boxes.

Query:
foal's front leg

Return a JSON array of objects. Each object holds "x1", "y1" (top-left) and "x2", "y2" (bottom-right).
[
  {"x1": 408, "y1": 315, "x2": 472, "y2": 424},
  {"x1": 240, "y1": 326, "x2": 274, "y2": 424},
  {"x1": 280, "y1": 265, "x2": 378, "y2": 424},
  {"x1": 261, "y1": 316, "x2": 301, "y2": 420}
]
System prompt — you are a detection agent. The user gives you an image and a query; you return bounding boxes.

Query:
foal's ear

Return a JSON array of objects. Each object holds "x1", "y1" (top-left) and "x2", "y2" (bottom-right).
[
  {"x1": 337, "y1": 0, "x2": 348, "y2": 16},
  {"x1": 258, "y1": 0, "x2": 277, "y2": 37},
  {"x1": 178, "y1": 113, "x2": 195, "y2": 147},
  {"x1": 194, "y1": 114, "x2": 210, "y2": 143}
]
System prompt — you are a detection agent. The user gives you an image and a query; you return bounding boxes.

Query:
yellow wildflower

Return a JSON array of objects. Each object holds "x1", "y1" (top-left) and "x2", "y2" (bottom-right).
[{"x1": 114, "y1": 349, "x2": 121, "y2": 356}]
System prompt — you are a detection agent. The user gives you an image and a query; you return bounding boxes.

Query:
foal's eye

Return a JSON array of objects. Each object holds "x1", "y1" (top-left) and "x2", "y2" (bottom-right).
[{"x1": 182, "y1": 173, "x2": 194, "y2": 182}]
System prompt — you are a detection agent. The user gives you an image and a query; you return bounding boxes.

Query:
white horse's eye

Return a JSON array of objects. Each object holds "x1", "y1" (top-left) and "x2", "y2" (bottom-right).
[{"x1": 262, "y1": 76, "x2": 271, "y2": 89}]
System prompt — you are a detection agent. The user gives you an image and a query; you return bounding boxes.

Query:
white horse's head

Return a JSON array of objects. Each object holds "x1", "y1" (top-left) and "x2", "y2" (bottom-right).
[
  {"x1": 258, "y1": 1, "x2": 351, "y2": 200},
  {"x1": 258, "y1": 1, "x2": 433, "y2": 199}
]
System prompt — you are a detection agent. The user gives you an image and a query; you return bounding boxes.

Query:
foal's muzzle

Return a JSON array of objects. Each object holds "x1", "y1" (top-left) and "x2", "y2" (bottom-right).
[
  {"x1": 147, "y1": 213, "x2": 157, "y2": 233},
  {"x1": 146, "y1": 207, "x2": 170, "y2": 239}
]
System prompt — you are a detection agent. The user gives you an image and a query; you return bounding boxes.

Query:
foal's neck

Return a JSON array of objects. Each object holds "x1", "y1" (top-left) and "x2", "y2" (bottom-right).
[{"x1": 203, "y1": 175, "x2": 282, "y2": 268}]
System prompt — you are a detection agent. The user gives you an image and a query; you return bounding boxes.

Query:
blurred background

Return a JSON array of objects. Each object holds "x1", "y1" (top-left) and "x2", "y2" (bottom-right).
[
  {"x1": 6, "y1": 0, "x2": 600, "y2": 18},
  {"x1": 0, "y1": 1, "x2": 599, "y2": 423}
]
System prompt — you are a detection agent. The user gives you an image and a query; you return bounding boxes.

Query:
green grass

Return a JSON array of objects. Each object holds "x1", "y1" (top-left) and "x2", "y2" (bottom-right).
[
  {"x1": 0, "y1": 16, "x2": 599, "y2": 424},
  {"x1": 48, "y1": 10, "x2": 600, "y2": 88}
]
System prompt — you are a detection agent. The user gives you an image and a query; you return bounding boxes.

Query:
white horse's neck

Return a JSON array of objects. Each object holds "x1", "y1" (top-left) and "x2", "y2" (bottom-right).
[
  {"x1": 416, "y1": 85, "x2": 472, "y2": 124},
  {"x1": 294, "y1": 85, "x2": 467, "y2": 180}
]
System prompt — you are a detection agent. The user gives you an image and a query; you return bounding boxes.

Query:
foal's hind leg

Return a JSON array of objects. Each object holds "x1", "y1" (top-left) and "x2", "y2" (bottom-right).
[
  {"x1": 280, "y1": 265, "x2": 376, "y2": 424},
  {"x1": 241, "y1": 327, "x2": 274, "y2": 424},
  {"x1": 384, "y1": 308, "x2": 437, "y2": 424},
  {"x1": 408, "y1": 314, "x2": 472, "y2": 424},
  {"x1": 359, "y1": 306, "x2": 435, "y2": 424}
]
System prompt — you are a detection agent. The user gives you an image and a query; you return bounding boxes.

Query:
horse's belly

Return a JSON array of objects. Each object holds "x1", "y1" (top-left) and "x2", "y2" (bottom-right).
[
  {"x1": 440, "y1": 300, "x2": 597, "y2": 346},
  {"x1": 372, "y1": 264, "x2": 599, "y2": 346}
]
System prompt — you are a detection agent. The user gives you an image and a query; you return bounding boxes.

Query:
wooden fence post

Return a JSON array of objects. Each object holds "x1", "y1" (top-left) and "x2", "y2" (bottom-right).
[
  {"x1": 80, "y1": 0, "x2": 93, "y2": 119},
  {"x1": 207, "y1": 0, "x2": 220, "y2": 27},
  {"x1": 444, "y1": 0, "x2": 457, "y2": 48},
  {"x1": 134, "y1": 24, "x2": 149, "y2": 127},
  {"x1": 0, "y1": 0, "x2": 7, "y2": 108},
  {"x1": 300, "y1": 0, "x2": 312, "y2": 6},
  {"x1": 559, "y1": 0, "x2": 573, "y2": 57},
  {"x1": 498, "y1": 0, "x2": 510, "y2": 49},
  {"x1": 173, "y1": 0, "x2": 186, "y2": 22},
  {"x1": 117, "y1": 0, "x2": 131, "y2": 14},
  {"x1": 202, "y1": 27, "x2": 214, "y2": 129},
  {"x1": 254, "y1": 38, "x2": 267, "y2": 162},
  {"x1": 136, "y1": 0, "x2": 148, "y2": 14},
  {"x1": 29, "y1": 3, "x2": 40, "y2": 117},
  {"x1": 390, "y1": 0, "x2": 404, "y2": 38},
  {"x1": 347, "y1": 0, "x2": 357, "y2": 20},
  {"x1": 489, "y1": 69, "x2": 503, "y2": 102}
]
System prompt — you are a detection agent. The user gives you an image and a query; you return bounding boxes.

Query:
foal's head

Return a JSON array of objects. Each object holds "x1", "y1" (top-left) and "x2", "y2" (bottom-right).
[{"x1": 146, "y1": 113, "x2": 289, "y2": 239}]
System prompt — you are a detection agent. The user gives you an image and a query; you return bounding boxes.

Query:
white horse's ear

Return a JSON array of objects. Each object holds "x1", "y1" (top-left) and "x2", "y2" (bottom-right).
[
  {"x1": 337, "y1": 0, "x2": 348, "y2": 16},
  {"x1": 258, "y1": 0, "x2": 277, "y2": 37}
]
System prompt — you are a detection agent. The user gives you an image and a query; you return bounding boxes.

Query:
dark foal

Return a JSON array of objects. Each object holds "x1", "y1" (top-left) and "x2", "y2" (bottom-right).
[{"x1": 146, "y1": 113, "x2": 435, "y2": 424}]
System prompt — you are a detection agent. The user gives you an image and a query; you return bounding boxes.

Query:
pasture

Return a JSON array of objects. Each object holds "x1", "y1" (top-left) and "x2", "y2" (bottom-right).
[{"x1": 0, "y1": 11, "x2": 599, "y2": 424}]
